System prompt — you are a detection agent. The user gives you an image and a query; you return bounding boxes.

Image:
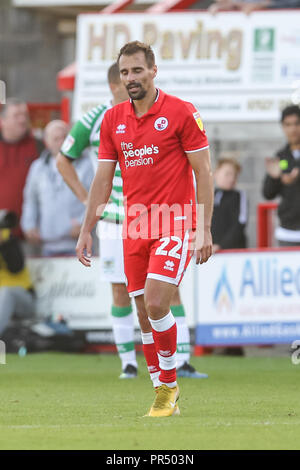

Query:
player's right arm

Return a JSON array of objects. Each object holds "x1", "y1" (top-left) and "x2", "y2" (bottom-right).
[
  {"x1": 76, "y1": 161, "x2": 116, "y2": 266},
  {"x1": 76, "y1": 109, "x2": 118, "y2": 267}
]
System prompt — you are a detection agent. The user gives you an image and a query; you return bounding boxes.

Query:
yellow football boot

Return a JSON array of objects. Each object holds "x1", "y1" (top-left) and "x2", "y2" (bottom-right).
[{"x1": 145, "y1": 384, "x2": 180, "y2": 417}]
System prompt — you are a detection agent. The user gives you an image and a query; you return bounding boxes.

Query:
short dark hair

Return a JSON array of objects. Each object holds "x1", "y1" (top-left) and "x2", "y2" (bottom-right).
[
  {"x1": 107, "y1": 62, "x2": 120, "y2": 85},
  {"x1": 0, "y1": 98, "x2": 27, "y2": 118},
  {"x1": 117, "y1": 41, "x2": 155, "y2": 68},
  {"x1": 216, "y1": 157, "x2": 241, "y2": 174},
  {"x1": 281, "y1": 105, "x2": 300, "y2": 123}
]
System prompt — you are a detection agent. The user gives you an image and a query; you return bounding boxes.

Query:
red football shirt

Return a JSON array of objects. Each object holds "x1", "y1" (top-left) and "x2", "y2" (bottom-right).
[{"x1": 98, "y1": 89, "x2": 209, "y2": 238}]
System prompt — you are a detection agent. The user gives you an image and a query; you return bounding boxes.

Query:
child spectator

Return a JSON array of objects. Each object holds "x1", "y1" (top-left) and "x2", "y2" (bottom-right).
[
  {"x1": 212, "y1": 158, "x2": 248, "y2": 355},
  {"x1": 212, "y1": 157, "x2": 248, "y2": 253}
]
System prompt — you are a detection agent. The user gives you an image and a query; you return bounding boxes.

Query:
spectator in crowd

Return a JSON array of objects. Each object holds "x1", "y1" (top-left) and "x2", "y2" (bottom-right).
[
  {"x1": 211, "y1": 157, "x2": 248, "y2": 356},
  {"x1": 209, "y1": 0, "x2": 300, "y2": 14},
  {"x1": 21, "y1": 120, "x2": 94, "y2": 256},
  {"x1": 0, "y1": 210, "x2": 35, "y2": 337},
  {"x1": 263, "y1": 105, "x2": 300, "y2": 247},
  {"x1": 212, "y1": 157, "x2": 248, "y2": 253},
  {"x1": 0, "y1": 98, "x2": 43, "y2": 237}
]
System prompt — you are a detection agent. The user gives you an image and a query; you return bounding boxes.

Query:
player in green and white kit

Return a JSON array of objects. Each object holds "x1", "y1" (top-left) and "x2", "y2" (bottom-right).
[{"x1": 57, "y1": 63, "x2": 207, "y2": 380}]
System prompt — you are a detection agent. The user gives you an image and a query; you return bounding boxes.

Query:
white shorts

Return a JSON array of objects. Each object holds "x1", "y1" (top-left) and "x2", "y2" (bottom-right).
[{"x1": 97, "y1": 220, "x2": 126, "y2": 284}]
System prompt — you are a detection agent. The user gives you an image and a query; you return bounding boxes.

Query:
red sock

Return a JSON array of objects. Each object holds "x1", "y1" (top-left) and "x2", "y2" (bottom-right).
[
  {"x1": 143, "y1": 342, "x2": 160, "y2": 374},
  {"x1": 152, "y1": 322, "x2": 177, "y2": 385},
  {"x1": 141, "y1": 332, "x2": 160, "y2": 387}
]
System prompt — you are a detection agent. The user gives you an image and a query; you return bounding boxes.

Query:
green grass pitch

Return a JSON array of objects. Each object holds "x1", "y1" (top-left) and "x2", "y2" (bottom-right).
[{"x1": 0, "y1": 352, "x2": 299, "y2": 450}]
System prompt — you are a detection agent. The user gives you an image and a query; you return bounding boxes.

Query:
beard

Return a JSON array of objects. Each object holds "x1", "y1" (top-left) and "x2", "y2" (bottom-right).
[{"x1": 126, "y1": 83, "x2": 147, "y2": 101}]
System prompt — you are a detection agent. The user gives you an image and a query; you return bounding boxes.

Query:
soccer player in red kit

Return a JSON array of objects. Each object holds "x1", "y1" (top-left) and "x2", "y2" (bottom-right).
[{"x1": 77, "y1": 41, "x2": 214, "y2": 417}]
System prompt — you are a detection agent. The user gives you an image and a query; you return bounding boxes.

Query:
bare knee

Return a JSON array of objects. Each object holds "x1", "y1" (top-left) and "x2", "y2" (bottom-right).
[
  {"x1": 144, "y1": 279, "x2": 176, "y2": 320},
  {"x1": 145, "y1": 296, "x2": 169, "y2": 320}
]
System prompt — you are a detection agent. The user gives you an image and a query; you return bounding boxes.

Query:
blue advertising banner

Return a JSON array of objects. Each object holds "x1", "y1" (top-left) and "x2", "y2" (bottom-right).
[{"x1": 196, "y1": 250, "x2": 300, "y2": 345}]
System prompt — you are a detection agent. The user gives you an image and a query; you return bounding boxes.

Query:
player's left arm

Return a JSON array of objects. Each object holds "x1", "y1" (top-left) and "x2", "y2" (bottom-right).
[{"x1": 186, "y1": 148, "x2": 214, "y2": 265}]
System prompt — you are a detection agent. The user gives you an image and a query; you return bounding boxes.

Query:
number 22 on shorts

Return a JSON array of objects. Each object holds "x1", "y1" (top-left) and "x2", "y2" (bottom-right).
[{"x1": 155, "y1": 236, "x2": 182, "y2": 259}]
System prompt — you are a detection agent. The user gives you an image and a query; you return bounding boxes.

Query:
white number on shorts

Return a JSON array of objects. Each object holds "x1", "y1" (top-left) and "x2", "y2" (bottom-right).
[
  {"x1": 155, "y1": 237, "x2": 169, "y2": 256},
  {"x1": 155, "y1": 236, "x2": 182, "y2": 259},
  {"x1": 168, "y1": 236, "x2": 182, "y2": 259}
]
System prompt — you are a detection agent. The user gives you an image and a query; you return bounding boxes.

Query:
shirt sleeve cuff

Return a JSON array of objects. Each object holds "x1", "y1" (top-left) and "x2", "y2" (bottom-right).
[{"x1": 184, "y1": 145, "x2": 209, "y2": 153}]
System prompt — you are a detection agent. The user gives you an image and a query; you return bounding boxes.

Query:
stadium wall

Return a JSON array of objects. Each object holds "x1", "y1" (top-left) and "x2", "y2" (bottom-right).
[{"x1": 0, "y1": 0, "x2": 74, "y2": 102}]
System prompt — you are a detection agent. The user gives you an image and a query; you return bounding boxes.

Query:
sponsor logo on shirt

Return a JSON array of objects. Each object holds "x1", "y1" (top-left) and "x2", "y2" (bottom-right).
[
  {"x1": 120, "y1": 142, "x2": 159, "y2": 169},
  {"x1": 164, "y1": 260, "x2": 175, "y2": 271},
  {"x1": 61, "y1": 134, "x2": 75, "y2": 153},
  {"x1": 116, "y1": 124, "x2": 126, "y2": 134},
  {"x1": 154, "y1": 117, "x2": 168, "y2": 131},
  {"x1": 193, "y1": 111, "x2": 204, "y2": 131}
]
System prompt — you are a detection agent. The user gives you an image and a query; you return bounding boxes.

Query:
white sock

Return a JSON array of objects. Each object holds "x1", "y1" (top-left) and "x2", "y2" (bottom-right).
[
  {"x1": 149, "y1": 311, "x2": 175, "y2": 332},
  {"x1": 175, "y1": 316, "x2": 191, "y2": 369},
  {"x1": 111, "y1": 308, "x2": 137, "y2": 370}
]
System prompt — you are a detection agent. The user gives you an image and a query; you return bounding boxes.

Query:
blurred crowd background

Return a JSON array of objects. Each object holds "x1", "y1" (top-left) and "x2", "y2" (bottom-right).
[{"x1": 2, "y1": 0, "x2": 300, "y2": 251}]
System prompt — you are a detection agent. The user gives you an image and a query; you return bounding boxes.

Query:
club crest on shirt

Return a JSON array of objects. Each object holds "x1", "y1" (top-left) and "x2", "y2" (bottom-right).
[{"x1": 154, "y1": 117, "x2": 168, "y2": 131}]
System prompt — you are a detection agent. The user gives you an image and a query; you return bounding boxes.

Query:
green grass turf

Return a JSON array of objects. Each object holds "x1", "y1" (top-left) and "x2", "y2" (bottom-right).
[{"x1": 0, "y1": 353, "x2": 299, "y2": 450}]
